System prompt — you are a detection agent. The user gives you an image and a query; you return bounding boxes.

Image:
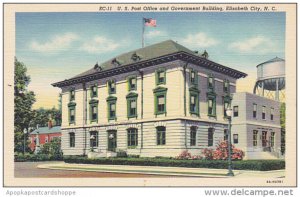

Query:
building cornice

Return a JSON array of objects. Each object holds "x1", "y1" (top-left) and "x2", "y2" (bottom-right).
[{"x1": 52, "y1": 51, "x2": 247, "y2": 88}]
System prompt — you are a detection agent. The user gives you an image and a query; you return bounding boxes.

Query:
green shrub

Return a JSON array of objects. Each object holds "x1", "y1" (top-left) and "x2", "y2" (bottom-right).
[
  {"x1": 14, "y1": 152, "x2": 63, "y2": 162},
  {"x1": 116, "y1": 149, "x2": 127, "y2": 158},
  {"x1": 63, "y1": 156, "x2": 285, "y2": 171}
]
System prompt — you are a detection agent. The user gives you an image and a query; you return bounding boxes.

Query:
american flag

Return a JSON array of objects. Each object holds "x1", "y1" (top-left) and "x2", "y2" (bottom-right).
[{"x1": 144, "y1": 18, "x2": 156, "y2": 27}]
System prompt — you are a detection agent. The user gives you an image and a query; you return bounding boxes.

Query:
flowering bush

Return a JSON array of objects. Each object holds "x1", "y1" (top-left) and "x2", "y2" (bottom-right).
[
  {"x1": 202, "y1": 148, "x2": 214, "y2": 160},
  {"x1": 204, "y1": 141, "x2": 244, "y2": 160},
  {"x1": 175, "y1": 150, "x2": 202, "y2": 160}
]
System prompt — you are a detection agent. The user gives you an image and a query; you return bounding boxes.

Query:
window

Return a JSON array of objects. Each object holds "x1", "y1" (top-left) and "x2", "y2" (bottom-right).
[
  {"x1": 253, "y1": 130, "x2": 258, "y2": 147},
  {"x1": 109, "y1": 102, "x2": 116, "y2": 119},
  {"x1": 190, "y1": 69, "x2": 198, "y2": 84},
  {"x1": 262, "y1": 131, "x2": 267, "y2": 147},
  {"x1": 233, "y1": 106, "x2": 239, "y2": 117},
  {"x1": 127, "y1": 128, "x2": 138, "y2": 147},
  {"x1": 233, "y1": 134, "x2": 239, "y2": 144},
  {"x1": 70, "y1": 89, "x2": 75, "y2": 101},
  {"x1": 90, "y1": 131, "x2": 98, "y2": 148},
  {"x1": 190, "y1": 127, "x2": 197, "y2": 146},
  {"x1": 90, "y1": 85, "x2": 98, "y2": 98},
  {"x1": 68, "y1": 103, "x2": 76, "y2": 124},
  {"x1": 107, "y1": 96, "x2": 117, "y2": 120},
  {"x1": 108, "y1": 80, "x2": 116, "y2": 94},
  {"x1": 89, "y1": 100, "x2": 99, "y2": 123},
  {"x1": 253, "y1": 104, "x2": 257, "y2": 118},
  {"x1": 223, "y1": 80, "x2": 230, "y2": 93},
  {"x1": 208, "y1": 128, "x2": 214, "y2": 146},
  {"x1": 128, "y1": 76, "x2": 137, "y2": 91},
  {"x1": 224, "y1": 129, "x2": 228, "y2": 141},
  {"x1": 153, "y1": 87, "x2": 168, "y2": 115},
  {"x1": 69, "y1": 132, "x2": 75, "y2": 147},
  {"x1": 270, "y1": 132, "x2": 275, "y2": 147},
  {"x1": 127, "y1": 96, "x2": 137, "y2": 118},
  {"x1": 156, "y1": 69, "x2": 166, "y2": 85},
  {"x1": 208, "y1": 74, "x2": 214, "y2": 90},
  {"x1": 262, "y1": 106, "x2": 266, "y2": 120},
  {"x1": 156, "y1": 126, "x2": 166, "y2": 145},
  {"x1": 45, "y1": 137, "x2": 48, "y2": 143},
  {"x1": 190, "y1": 93, "x2": 199, "y2": 115},
  {"x1": 208, "y1": 97, "x2": 216, "y2": 117},
  {"x1": 271, "y1": 108, "x2": 274, "y2": 120},
  {"x1": 223, "y1": 96, "x2": 231, "y2": 118}
]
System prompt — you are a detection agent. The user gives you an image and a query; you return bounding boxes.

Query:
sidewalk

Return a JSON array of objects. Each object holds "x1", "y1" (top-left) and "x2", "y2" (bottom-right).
[{"x1": 38, "y1": 162, "x2": 285, "y2": 178}]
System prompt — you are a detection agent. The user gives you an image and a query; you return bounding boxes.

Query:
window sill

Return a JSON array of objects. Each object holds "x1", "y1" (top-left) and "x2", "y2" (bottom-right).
[
  {"x1": 128, "y1": 146, "x2": 137, "y2": 149},
  {"x1": 128, "y1": 115, "x2": 138, "y2": 119},
  {"x1": 155, "y1": 112, "x2": 166, "y2": 116},
  {"x1": 108, "y1": 117, "x2": 117, "y2": 121}
]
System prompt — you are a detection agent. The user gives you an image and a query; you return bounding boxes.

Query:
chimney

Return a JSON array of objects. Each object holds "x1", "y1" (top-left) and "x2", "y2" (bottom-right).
[{"x1": 48, "y1": 120, "x2": 53, "y2": 129}]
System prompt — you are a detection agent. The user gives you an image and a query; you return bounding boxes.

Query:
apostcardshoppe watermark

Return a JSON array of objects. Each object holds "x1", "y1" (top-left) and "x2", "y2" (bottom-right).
[{"x1": 5, "y1": 189, "x2": 76, "y2": 196}]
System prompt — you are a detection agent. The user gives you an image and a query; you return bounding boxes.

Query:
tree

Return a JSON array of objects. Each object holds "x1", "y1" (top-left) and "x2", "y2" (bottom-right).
[
  {"x1": 14, "y1": 58, "x2": 36, "y2": 153},
  {"x1": 30, "y1": 107, "x2": 61, "y2": 128},
  {"x1": 280, "y1": 102, "x2": 286, "y2": 154}
]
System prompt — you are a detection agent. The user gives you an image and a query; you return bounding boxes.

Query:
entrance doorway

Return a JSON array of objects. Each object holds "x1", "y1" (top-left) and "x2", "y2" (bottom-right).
[
  {"x1": 107, "y1": 130, "x2": 117, "y2": 152},
  {"x1": 262, "y1": 131, "x2": 268, "y2": 147}
]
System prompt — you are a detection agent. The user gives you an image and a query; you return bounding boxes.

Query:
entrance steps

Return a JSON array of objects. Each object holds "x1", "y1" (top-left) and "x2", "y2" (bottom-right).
[{"x1": 87, "y1": 150, "x2": 117, "y2": 158}]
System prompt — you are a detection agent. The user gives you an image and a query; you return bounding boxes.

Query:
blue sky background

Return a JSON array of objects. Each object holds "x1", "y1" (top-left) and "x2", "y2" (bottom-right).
[{"x1": 16, "y1": 12, "x2": 285, "y2": 109}]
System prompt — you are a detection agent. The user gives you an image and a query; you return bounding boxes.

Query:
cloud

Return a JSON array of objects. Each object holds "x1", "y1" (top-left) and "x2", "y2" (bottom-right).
[
  {"x1": 30, "y1": 33, "x2": 78, "y2": 53},
  {"x1": 180, "y1": 32, "x2": 219, "y2": 48},
  {"x1": 80, "y1": 36, "x2": 123, "y2": 54},
  {"x1": 228, "y1": 36, "x2": 278, "y2": 53},
  {"x1": 145, "y1": 30, "x2": 167, "y2": 38}
]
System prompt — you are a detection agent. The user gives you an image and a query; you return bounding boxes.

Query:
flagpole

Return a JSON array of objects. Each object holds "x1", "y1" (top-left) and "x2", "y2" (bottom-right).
[{"x1": 142, "y1": 18, "x2": 145, "y2": 48}]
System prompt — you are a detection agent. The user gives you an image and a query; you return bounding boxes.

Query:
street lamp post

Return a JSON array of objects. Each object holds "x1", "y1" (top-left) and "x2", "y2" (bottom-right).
[
  {"x1": 23, "y1": 128, "x2": 27, "y2": 155},
  {"x1": 226, "y1": 107, "x2": 234, "y2": 177}
]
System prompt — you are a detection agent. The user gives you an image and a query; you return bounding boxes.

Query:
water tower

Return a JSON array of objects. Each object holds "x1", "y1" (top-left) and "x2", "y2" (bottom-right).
[{"x1": 253, "y1": 57, "x2": 285, "y2": 101}]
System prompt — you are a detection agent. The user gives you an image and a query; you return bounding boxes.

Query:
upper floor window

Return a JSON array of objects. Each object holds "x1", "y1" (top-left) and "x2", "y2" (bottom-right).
[
  {"x1": 128, "y1": 76, "x2": 137, "y2": 91},
  {"x1": 90, "y1": 85, "x2": 98, "y2": 98},
  {"x1": 69, "y1": 132, "x2": 75, "y2": 147},
  {"x1": 190, "y1": 126, "x2": 197, "y2": 146},
  {"x1": 90, "y1": 131, "x2": 98, "y2": 148},
  {"x1": 190, "y1": 69, "x2": 198, "y2": 85},
  {"x1": 89, "y1": 100, "x2": 98, "y2": 123},
  {"x1": 270, "y1": 107, "x2": 274, "y2": 120},
  {"x1": 156, "y1": 126, "x2": 166, "y2": 145},
  {"x1": 156, "y1": 68, "x2": 166, "y2": 85},
  {"x1": 70, "y1": 89, "x2": 75, "y2": 101},
  {"x1": 223, "y1": 100, "x2": 230, "y2": 117},
  {"x1": 208, "y1": 74, "x2": 214, "y2": 90},
  {"x1": 153, "y1": 87, "x2": 168, "y2": 116},
  {"x1": 208, "y1": 97, "x2": 216, "y2": 117},
  {"x1": 107, "y1": 96, "x2": 117, "y2": 120},
  {"x1": 127, "y1": 93, "x2": 138, "y2": 118},
  {"x1": 262, "y1": 106, "x2": 266, "y2": 120},
  {"x1": 253, "y1": 103, "x2": 257, "y2": 118},
  {"x1": 127, "y1": 128, "x2": 138, "y2": 147},
  {"x1": 108, "y1": 80, "x2": 116, "y2": 94},
  {"x1": 68, "y1": 102, "x2": 76, "y2": 124},
  {"x1": 233, "y1": 106, "x2": 239, "y2": 117},
  {"x1": 223, "y1": 80, "x2": 230, "y2": 93},
  {"x1": 190, "y1": 93, "x2": 199, "y2": 115}
]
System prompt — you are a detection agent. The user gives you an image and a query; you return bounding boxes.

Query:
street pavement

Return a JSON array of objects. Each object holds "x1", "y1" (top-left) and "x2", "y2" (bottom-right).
[
  {"x1": 14, "y1": 162, "x2": 174, "y2": 178},
  {"x1": 37, "y1": 162, "x2": 285, "y2": 178}
]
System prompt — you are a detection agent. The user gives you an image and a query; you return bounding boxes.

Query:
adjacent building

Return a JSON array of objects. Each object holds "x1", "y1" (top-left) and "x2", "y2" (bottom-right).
[
  {"x1": 29, "y1": 124, "x2": 61, "y2": 152},
  {"x1": 230, "y1": 92, "x2": 281, "y2": 159},
  {"x1": 52, "y1": 40, "x2": 280, "y2": 159}
]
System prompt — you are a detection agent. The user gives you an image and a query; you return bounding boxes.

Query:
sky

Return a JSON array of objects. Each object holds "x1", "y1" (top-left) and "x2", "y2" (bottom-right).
[{"x1": 15, "y1": 12, "x2": 285, "y2": 109}]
